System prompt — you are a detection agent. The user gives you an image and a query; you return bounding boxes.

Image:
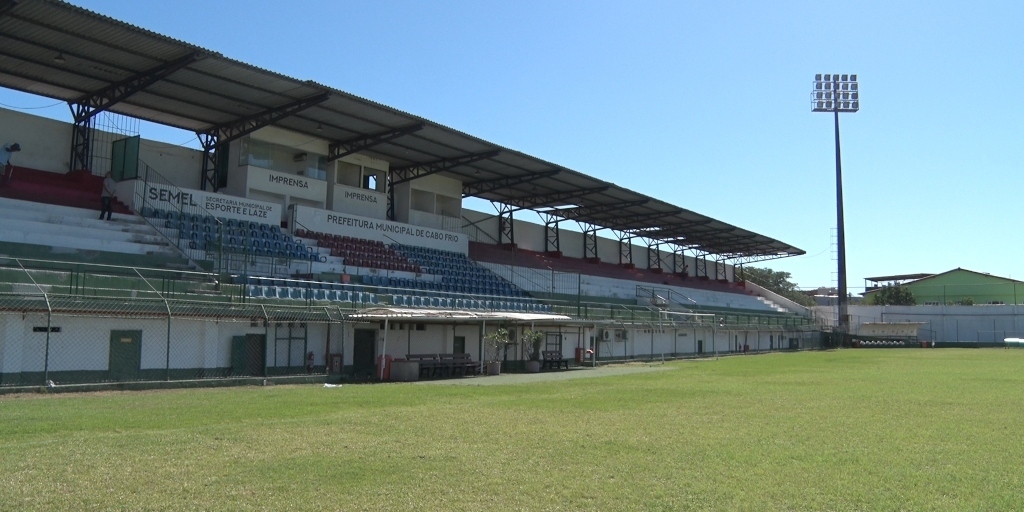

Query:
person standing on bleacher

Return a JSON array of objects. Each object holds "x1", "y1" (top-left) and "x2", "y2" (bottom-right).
[
  {"x1": 100, "y1": 171, "x2": 116, "y2": 221},
  {"x1": 2, "y1": 142, "x2": 20, "y2": 186}
]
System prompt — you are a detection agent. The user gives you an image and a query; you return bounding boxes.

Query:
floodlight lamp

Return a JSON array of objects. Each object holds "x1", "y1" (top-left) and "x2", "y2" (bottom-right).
[
  {"x1": 841, "y1": 74, "x2": 848, "y2": 81},
  {"x1": 815, "y1": 74, "x2": 822, "y2": 81},
  {"x1": 850, "y1": 74, "x2": 857, "y2": 81},
  {"x1": 815, "y1": 82, "x2": 823, "y2": 90},
  {"x1": 852, "y1": 92, "x2": 858, "y2": 100},
  {"x1": 851, "y1": 83, "x2": 858, "y2": 91},
  {"x1": 824, "y1": 74, "x2": 831, "y2": 81},
  {"x1": 852, "y1": 101, "x2": 859, "y2": 109}
]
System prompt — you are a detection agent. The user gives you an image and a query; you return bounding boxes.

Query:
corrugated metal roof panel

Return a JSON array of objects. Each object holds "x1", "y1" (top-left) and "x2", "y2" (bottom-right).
[{"x1": 0, "y1": 0, "x2": 804, "y2": 259}]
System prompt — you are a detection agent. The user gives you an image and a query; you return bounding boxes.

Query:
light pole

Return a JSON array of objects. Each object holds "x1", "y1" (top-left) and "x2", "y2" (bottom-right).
[{"x1": 812, "y1": 73, "x2": 859, "y2": 343}]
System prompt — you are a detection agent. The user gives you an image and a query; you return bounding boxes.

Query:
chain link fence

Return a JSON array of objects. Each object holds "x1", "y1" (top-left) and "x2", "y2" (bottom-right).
[
  {"x1": 0, "y1": 257, "x2": 831, "y2": 389},
  {"x1": 0, "y1": 290, "x2": 347, "y2": 388},
  {"x1": 0, "y1": 258, "x2": 347, "y2": 388}
]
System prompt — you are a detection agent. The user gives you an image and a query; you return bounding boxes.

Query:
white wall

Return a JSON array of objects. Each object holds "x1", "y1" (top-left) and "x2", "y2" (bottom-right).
[
  {"x1": 0, "y1": 108, "x2": 71, "y2": 173},
  {"x1": 849, "y1": 304, "x2": 1024, "y2": 343},
  {"x1": 0, "y1": 314, "x2": 274, "y2": 374},
  {"x1": 0, "y1": 107, "x2": 204, "y2": 186},
  {"x1": 138, "y1": 140, "x2": 203, "y2": 189},
  {"x1": 463, "y1": 207, "x2": 733, "y2": 278},
  {"x1": 251, "y1": 126, "x2": 330, "y2": 156}
]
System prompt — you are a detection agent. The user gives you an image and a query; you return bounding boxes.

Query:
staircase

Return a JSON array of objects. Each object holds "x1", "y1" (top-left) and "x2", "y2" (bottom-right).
[{"x1": 755, "y1": 296, "x2": 790, "y2": 314}]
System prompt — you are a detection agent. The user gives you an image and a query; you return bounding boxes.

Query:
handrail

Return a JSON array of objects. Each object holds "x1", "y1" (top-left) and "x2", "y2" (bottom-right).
[
  {"x1": 636, "y1": 284, "x2": 697, "y2": 312},
  {"x1": 133, "y1": 160, "x2": 223, "y2": 272}
]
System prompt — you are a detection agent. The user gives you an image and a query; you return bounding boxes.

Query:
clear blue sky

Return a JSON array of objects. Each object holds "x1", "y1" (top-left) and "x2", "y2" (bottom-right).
[{"x1": 2, "y1": 0, "x2": 1021, "y2": 291}]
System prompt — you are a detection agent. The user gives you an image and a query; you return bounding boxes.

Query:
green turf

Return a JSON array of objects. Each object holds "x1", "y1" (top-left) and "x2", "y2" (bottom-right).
[{"x1": 2, "y1": 349, "x2": 1023, "y2": 510}]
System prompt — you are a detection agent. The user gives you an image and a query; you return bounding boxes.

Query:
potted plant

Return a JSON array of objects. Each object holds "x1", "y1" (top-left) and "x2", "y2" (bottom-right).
[
  {"x1": 521, "y1": 329, "x2": 544, "y2": 373},
  {"x1": 483, "y1": 327, "x2": 512, "y2": 375}
]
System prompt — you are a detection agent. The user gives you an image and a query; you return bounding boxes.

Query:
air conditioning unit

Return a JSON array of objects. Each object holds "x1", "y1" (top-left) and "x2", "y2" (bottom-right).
[{"x1": 620, "y1": 330, "x2": 628, "y2": 341}]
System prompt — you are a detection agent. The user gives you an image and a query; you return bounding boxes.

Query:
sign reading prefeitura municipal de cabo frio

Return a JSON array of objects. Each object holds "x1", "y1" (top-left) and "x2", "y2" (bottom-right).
[
  {"x1": 292, "y1": 205, "x2": 468, "y2": 254},
  {"x1": 133, "y1": 181, "x2": 282, "y2": 223}
]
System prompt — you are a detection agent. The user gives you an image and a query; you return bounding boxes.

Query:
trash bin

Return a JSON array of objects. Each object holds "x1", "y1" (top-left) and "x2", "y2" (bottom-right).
[{"x1": 376, "y1": 355, "x2": 393, "y2": 381}]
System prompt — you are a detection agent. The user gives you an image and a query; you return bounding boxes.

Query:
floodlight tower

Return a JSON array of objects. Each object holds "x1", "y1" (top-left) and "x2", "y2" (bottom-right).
[{"x1": 812, "y1": 73, "x2": 859, "y2": 342}]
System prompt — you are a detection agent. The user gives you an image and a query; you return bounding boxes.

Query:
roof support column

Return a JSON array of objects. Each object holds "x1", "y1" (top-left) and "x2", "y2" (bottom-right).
[
  {"x1": 715, "y1": 257, "x2": 729, "y2": 281},
  {"x1": 578, "y1": 222, "x2": 600, "y2": 262},
  {"x1": 646, "y1": 238, "x2": 663, "y2": 273},
  {"x1": 617, "y1": 231, "x2": 634, "y2": 268},
  {"x1": 695, "y1": 253, "x2": 709, "y2": 279},
  {"x1": 496, "y1": 202, "x2": 515, "y2": 247},
  {"x1": 197, "y1": 132, "x2": 221, "y2": 192},
  {"x1": 386, "y1": 171, "x2": 395, "y2": 220},
  {"x1": 671, "y1": 246, "x2": 688, "y2": 276},
  {"x1": 68, "y1": 103, "x2": 93, "y2": 173},
  {"x1": 537, "y1": 212, "x2": 562, "y2": 255},
  {"x1": 66, "y1": 52, "x2": 202, "y2": 174}
]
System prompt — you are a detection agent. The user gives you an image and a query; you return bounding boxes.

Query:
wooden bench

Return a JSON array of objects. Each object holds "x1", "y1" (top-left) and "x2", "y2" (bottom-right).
[
  {"x1": 439, "y1": 353, "x2": 480, "y2": 377},
  {"x1": 407, "y1": 353, "x2": 480, "y2": 378},
  {"x1": 542, "y1": 350, "x2": 569, "y2": 370},
  {"x1": 406, "y1": 353, "x2": 441, "y2": 378}
]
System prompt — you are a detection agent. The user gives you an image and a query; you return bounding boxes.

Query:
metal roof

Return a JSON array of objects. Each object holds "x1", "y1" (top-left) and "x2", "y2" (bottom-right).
[
  {"x1": 0, "y1": 0, "x2": 803, "y2": 260},
  {"x1": 864, "y1": 273, "x2": 935, "y2": 283},
  {"x1": 347, "y1": 307, "x2": 571, "y2": 324}
]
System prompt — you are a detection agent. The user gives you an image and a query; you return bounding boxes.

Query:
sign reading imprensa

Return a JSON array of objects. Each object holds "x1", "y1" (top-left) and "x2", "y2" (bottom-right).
[
  {"x1": 133, "y1": 181, "x2": 282, "y2": 223},
  {"x1": 292, "y1": 205, "x2": 468, "y2": 254},
  {"x1": 247, "y1": 166, "x2": 327, "y2": 203}
]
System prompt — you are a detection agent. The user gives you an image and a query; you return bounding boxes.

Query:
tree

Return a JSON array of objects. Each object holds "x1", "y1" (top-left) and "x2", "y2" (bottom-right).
[
  {"x1": 871, "y1": 283, "x2": 916, "y2": 306},
  {"x1": 741, "y1": 267, "x2": 816, "y2": 307}
]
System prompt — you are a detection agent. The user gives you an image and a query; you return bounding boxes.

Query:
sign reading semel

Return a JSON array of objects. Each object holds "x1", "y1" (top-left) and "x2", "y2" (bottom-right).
[
  {"x1": 134, "y1": 181, "x2": 282, "y2": 224},
  {"x1": 292, "y1": 205, "x2": 468, "y2": 254}
]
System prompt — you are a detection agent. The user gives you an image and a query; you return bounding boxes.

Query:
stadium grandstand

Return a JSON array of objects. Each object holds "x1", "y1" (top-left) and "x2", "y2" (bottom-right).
[{"x1": 0, "y1": 0, "x2": 822, "y2": 389}]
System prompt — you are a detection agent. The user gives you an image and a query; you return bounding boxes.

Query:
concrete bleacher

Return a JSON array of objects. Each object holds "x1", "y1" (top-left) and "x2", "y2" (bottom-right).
[
  {"x1": 273, "y1": 229, "x2": 546, "y2": 312},
  {"x1": 144, "y1": 208, "x2": 318, "y2": 262},
  {"x1": 0, "y1": 168, "x2": 760, "y2": 317},
  {"x1": 1, "y1": 166, "x2": 132, "y2": 215},
  {"x1": 470, "y1": 242, "x2": 789, "y2": 315},
  {"x1": 470, "y1": 242, "x2": 746, "y2": 292},
  {"x1": 393, "y1": 244, "x2": 525, "y2": 298},
  {"x1": 295, "y1": 229, "x2": 413, "y2": 271},
  {"x1": 0, "y1": 196, "x2": 190, "y2": 270}
]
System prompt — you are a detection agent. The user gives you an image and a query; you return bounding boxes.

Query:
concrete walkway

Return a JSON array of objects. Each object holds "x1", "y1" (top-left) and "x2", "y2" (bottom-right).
[{"x1": 414, "y1": 363, "x2": 676, "y2": 386}]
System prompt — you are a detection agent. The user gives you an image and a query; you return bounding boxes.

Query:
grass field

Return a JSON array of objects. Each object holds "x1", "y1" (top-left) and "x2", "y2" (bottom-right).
[{"x1": 3, "y1": 349, "x2": 1024, "y2": 511}]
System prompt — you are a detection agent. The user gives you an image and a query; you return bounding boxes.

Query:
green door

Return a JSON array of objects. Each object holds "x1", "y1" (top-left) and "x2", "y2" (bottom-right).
[
  {"x1": 352, "y1": 329, "x2": 376, "y2": 377},
  {"x1": 109, "y1": 330, "x2": 142, "y2": 381},
  {"x1": 110, "y1": 136, "x2": 140, "y2": 181},
  {"x1": 231, "y1": 334, "x2": 266, "y2": 376}
]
